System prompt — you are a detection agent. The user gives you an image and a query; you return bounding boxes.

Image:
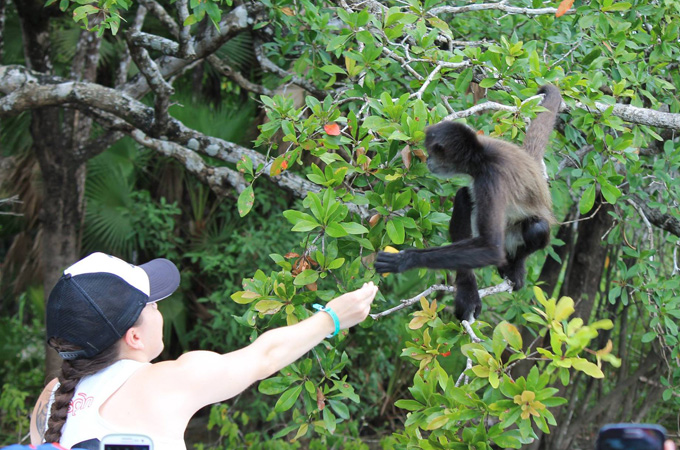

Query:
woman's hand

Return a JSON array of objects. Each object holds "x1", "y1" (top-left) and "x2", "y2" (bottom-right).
[{"x1": 326, "y1": 282, "x2": 379, "y2": 330}]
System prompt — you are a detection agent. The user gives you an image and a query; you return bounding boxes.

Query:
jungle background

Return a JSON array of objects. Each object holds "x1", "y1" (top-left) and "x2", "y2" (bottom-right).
[{"x1": 0, "y1": 0, "x2": 679, "y2": 449}]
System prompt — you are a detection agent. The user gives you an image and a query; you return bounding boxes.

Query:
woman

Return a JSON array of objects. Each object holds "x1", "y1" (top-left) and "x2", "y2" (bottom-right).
[{"x1": 29, "y1": 252, "x2": 378, "y2": 449}]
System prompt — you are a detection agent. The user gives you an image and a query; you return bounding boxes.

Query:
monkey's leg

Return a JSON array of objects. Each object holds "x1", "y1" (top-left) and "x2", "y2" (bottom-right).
[
  {"x1": 498, "y1": 217, "x2": 550, "y2": 289},
  {"x1": 449, "y1": 188, "x2": 483, "y2": 321}
]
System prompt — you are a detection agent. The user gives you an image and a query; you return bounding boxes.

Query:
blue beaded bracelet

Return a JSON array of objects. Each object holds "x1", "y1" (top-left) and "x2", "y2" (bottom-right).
[{"x1": 312, "y1": 303, "x2": 340, "y2": 338}]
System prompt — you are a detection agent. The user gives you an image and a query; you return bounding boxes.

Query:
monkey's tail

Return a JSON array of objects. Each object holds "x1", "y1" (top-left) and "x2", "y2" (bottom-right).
[{"x1": 523, "y1": 84, "x2": 563, "y2": 161}]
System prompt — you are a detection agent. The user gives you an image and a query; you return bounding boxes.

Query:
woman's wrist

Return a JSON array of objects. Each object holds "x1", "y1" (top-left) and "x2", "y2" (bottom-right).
[{"x1": 312, "y1": 304, "x2": 340, "y2": 337}]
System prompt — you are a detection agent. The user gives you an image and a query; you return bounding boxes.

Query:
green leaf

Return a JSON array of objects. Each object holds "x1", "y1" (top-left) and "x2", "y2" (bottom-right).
[
  {"x1": 325, "y1": 222, "x2": 348, "y2": 237},
  {"x1": 580, "y1": 184, "x2": 596, "y2": 214},
  {"x1": 641, "y1": 331, "x2": 657, "y2": 343},
  {"x1": 291, "y1": 220, "x2": 321, "y2": 232},
  {"x1": 237, "y1": 186, "x2": 255, "y2": 218},
  {"x1": 394, "y1": 399, "x2": 424, "y2": 411},
  {"x1": 599, "y1": 179, "x2": 621, "y2": 204},
  {"x1": 571, "y1": 359, "x2": 604, "y2": 378},
  {"x1": 328, "y1": 399, "x2": 350, "y2": 419},
  {"x1": 322, "y1": 407, "x2": 336, "y2": 434},
  {"x1": 341, "y1": 222, "x2": 369, "y2": 235},
  {"x1": 386, "y1": 219, "x2": 405, "y2": 244},
  {"x1": 602, "y1": 1, "x2": 631, "y2": 10},
  {"x1": 479, "y1": 78, "x2": 499, "y2": 88},
  {"x1": 491, "y1": 433, "x2": 522, "y2": 449},
  {"x1": 274, "y1": 384, "x2": 303, "y2": 412},
  {"x1": 231, "y1": 290, "x2": 261, "y2": 304},
  {"x1": 293, "y1": 269, "x2": 319, "y2": 286},
  {"x1": 254, "y1": 299, "x2": 284, "y2": 314},
  {"x1": 258, "y1": 377, "x2": 290, "y2": 395}
]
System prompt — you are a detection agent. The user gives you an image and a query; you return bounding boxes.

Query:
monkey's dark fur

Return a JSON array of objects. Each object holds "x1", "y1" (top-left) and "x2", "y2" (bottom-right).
[{"x1": 374, "y1": 85, "x2": 563, "y2": 321}]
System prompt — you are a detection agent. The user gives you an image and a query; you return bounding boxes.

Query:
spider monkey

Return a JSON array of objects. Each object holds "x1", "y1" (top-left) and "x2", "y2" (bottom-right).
[{"x1": 374, "y1": 85, "x2": 563, "y2": 321}]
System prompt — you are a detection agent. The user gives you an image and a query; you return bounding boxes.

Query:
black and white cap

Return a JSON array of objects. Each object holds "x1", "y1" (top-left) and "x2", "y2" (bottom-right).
[{"x1": 46, "y1": 252, "x2": 180, "y2": 360}]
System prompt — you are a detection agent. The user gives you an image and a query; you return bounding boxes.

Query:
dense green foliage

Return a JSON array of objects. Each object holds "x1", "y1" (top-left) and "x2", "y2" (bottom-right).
[{"x1": 1, "y1": 0, "x2": 679, "y2": 448}]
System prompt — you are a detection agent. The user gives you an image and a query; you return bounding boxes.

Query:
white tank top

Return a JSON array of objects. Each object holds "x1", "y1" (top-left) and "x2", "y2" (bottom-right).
[{"x1": 55, "y1": 359, "x2": 187, "y2": 450}]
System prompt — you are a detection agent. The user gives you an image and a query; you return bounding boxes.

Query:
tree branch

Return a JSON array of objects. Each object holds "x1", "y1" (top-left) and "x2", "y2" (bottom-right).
[
  {"x1": 370, "y1": 279, "x2": 513, "y2": 319},
  {"x1": 138, "y1": 0, "x2": 180, "y2": 37},
  {"x1": 0, "y1": 65, "x2": 371, "y2": 218},
  {"x1": 430, "y1": 2, "x2": 572, "y2": 16},
  {"x1": 116, "y1": 5, "x2": 147, "y2": 88},
  {"x1": 253, "y1": 39, "x2": 326, "y2": 98},
  {"x1": 574, "y1": 99, "x2": 680, "y2": 131},
  {"x1": 206, "y1": 54, "x2": 274, "y2": 96},
  {"x1": 0, "y1": 0, "x2": 6, "y2": 62},
  {"x1": 127, "y1": 32, "x2": 181, "y2": 57},
  {"x1": 121, "y1": 3, "x2": 258, "y2": 99},
  {"x1": 126, "y1": 34, "x2": 175, "y2": 134},
  {"x1": 175, "y1": 0, "x2": 196, "y2": 59}
]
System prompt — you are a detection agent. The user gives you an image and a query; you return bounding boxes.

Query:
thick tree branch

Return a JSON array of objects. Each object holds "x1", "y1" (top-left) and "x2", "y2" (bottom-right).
[
  {"x1": 630, "y1": 194, "x2": 680, "y2": 237},
  {"x1": 574, "y1": 100, "x2": 680, "y2": 130},
  {"x1": 126, "y1": 34, "x2": 175, "y2": 134},
  {"x1": 430, "y1": 2, "x2": 571, "y2": 16},
  {"x1": 176, "y1": 0, "x2": 196, "y2": 59},
  {"x1": 122, "y1": 3, "x2": 258, "y2": 99},
  {"x1": 127, "y1": 32, "x2": 181, "y2": 57},
  {"x1": 0, "y1": 65, "x2": 371, "y2": 218}
]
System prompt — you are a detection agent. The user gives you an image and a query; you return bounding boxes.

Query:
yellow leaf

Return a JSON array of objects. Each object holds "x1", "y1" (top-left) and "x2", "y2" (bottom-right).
[
  {"x1": 554, "y1": 296, "x2": 575, "y2": 321},
  {"x1": 409, "y1": 315, "x2": 429, "y2": 330}
]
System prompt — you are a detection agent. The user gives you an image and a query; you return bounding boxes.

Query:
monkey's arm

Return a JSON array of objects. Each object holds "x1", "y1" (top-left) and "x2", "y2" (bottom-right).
[{"x1": 375, "y1": 190, "x2": 506, "y2": 274}]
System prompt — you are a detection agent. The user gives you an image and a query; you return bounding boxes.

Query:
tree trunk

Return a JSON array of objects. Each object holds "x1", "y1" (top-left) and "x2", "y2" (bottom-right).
[
  {"x1": 14, "y1": 0, "x2": 103, "y2": 380},
  {"x1": 544, "y1": 196, "x2": 615, "y2": 450},
  {"x1": 560, "y1": 196, "x2": 614, "y2": 321}
]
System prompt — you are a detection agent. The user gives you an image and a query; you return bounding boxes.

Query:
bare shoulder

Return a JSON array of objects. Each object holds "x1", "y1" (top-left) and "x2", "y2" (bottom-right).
[{"x1": 30, "y1": 378, "x2": 59, "y2": 445}]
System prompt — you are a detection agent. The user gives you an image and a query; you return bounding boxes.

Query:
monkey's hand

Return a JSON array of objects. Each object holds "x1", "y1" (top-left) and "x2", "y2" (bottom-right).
[{"x1": 374, "y1": 250, "x2": 412, "y2": 274}]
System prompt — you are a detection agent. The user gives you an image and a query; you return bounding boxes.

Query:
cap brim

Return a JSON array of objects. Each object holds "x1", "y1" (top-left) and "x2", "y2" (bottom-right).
[{"x1": 139, "y1": 258, "x2": 180, "y2": 302}]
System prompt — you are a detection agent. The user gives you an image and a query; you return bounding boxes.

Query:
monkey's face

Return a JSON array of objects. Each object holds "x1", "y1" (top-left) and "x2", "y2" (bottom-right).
[
  {"x1": 424, "y1": 122, "x2": 462, "y2": 177},
  {"x1": 424, "y1": 121, "x2": 481, "y2": 177}
]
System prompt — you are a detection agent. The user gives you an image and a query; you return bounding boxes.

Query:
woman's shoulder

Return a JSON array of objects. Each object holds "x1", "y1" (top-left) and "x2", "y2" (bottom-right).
[{"x1": 30, "y1": 378, "x2": 59, "y2": 445}]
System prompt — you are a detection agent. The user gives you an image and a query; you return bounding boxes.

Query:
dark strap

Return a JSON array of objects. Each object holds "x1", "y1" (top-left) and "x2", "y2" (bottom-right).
[{"x1": 72, "y1": 438, "x2": 101, "y2": 450}]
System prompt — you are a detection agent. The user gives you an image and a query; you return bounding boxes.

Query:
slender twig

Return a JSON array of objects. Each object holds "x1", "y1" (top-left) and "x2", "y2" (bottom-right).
[
  {"x1": 253, "y1": 39, "x2": 325, "y2": 97},
  {"x1": 627, "y1": 198, "x2": 654, "y2": 261},
  {"x1": 206, "y1": 55, "x2": 274, "y2": 96},
  {"x1": 0, "y1": 195, "x2": 23, "y2": 216},
  {"x1": 412, "y1": 65, "x2": 441, "y2": 100}
]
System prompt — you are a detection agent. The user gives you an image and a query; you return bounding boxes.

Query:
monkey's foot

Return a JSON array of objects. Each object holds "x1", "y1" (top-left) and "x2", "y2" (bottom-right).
[
  {"x1": 454, "y1": 288, "x2": 482, "y2": 322},
  {"x1": 498, "y1": 263, "x2": 526, "y2": 290}
]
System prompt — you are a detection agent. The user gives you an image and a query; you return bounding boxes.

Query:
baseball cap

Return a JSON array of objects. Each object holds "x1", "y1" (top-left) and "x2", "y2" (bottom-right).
[{"x1": 46, "y1": 252, "x2": 180, "y2": 360}]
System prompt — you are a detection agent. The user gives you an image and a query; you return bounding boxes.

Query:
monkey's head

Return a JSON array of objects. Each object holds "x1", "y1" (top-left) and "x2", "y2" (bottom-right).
[{"x1": 424, "y1": 121, "x2": 484, "y2": 177}]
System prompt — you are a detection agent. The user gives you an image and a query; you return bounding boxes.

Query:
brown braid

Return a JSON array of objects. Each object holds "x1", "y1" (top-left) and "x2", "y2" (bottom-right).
[{"x1": 43, "y1": 337, "x2": 121, "y2": 443}]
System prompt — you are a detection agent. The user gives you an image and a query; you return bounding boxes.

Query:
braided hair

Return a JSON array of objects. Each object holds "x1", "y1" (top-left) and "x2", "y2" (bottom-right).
[{"x1": 43, "y1": 337, "x2": 120, "y2": 443}]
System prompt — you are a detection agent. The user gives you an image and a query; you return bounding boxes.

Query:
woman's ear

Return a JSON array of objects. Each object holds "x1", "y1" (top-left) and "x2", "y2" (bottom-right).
[{"x1": 123, "y1": 325, "x2": 145, "y2": 351}]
